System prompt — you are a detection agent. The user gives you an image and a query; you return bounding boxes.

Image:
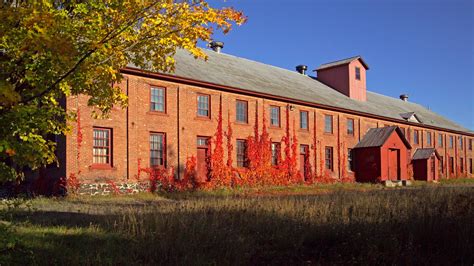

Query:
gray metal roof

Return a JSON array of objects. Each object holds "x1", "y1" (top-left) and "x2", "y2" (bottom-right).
[
  {"x1": 412, "y1": 148, "x2": 440, "y2": 160},
  {"x1": 353, "y1": 126, "x2": 411, "y2": 149},
  {"x1": 129, "y1": 49, "x2": 471, "y2": 134},
  {"x1": 315, "y1": 55, "x2": 369, "y2": 70}
]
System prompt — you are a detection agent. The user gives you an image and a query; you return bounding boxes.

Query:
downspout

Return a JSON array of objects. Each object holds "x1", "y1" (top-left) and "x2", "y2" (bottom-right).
[
  {"x1": 177, "y1": 86, "x2": 180, "y2": 179},
  {"x1": 445, "y1": 134, "x2": 448, "y2": 178},
  {"x1": 126, "y1": 78, "x2": 130, "y2": 179},
  {"x1": 337, "y1": 114, "x2": 341, "y2": 178},
  {"x1": 75, "y1": 96, "x2": 79, "y2": 175},
  {"x1": 313, "y1": 111, "x2": 317, "y2": 177}
]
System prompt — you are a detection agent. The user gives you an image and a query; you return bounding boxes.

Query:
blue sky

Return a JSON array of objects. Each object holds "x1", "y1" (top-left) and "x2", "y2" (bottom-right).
[{"x1": 205, "y1": 0, "x2": 473, "y2": 130}]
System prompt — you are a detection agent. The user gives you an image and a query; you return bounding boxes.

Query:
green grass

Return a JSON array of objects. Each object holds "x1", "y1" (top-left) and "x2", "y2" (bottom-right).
[
  {"x1": 1, "y1": 182, "x2": 474, "y2": 265},
  {"x1": 439, "y1": 177, "x2": 474, "y2": 184}
]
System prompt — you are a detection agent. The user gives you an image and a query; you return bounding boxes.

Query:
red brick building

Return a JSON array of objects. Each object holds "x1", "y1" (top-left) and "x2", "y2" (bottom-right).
[{"x1": 46, "y1": 46, "x2": 474, "y2": 188}]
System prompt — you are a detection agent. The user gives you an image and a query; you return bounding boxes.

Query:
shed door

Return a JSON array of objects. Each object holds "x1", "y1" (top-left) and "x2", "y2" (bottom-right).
[
  {"x1": 388, "y1": 149, "x2": 400, "y2": 180},
  {"x1": 196, "y1": 137, "x2": 210, "y2": 183}
]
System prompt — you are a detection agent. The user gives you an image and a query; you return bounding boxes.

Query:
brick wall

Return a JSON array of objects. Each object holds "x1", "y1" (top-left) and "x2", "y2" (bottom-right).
[{"x1": 60, "y1": 73, "x2": 474, "y2": 183}]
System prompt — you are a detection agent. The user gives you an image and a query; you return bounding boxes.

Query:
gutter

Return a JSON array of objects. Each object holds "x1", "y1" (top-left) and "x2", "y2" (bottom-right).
[{"x1": 121, "y1": 67, "x2": 474, "y2": 137}]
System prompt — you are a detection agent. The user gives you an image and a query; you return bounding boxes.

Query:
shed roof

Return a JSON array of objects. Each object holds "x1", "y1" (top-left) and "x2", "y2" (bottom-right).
[
  {"x1": 127, "y1": 49, "x2": 471, "y2": 134},
  {"x1": 412, "y1": 148, "x2": 441, "y2": 160},
  {"x1": 354, "y1": 126, "x2": 412, "y2": 149},
  {"x1": 315, "y1": 55, "x2": 369, "y2": 71}
]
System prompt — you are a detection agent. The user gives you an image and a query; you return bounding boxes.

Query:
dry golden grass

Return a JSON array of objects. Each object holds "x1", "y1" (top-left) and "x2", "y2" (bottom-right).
[{"x1": 1, "y1": 184, "x2": 473, "y2": 265}]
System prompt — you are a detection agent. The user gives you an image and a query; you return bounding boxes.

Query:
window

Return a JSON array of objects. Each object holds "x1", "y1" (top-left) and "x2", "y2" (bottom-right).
[
  {"x1": 197, "y1": 136, "x2": 209, "y2": 147},
  {"x1": 347, "y1": 118, "x2": 354, "y2": 135},
  {"x1": 236, "y1": 100, "x2": 248, "y2": 123},
  {"x1": 150, "y1": 133, "x2": 165, "y2": 167},
  {"x1": 93, "y1": 128, "x2": 112, "y2": 165},
  {"x1": 325, "y1": 146, "x2": 333, "y2": 171},
  {"x1": 426, "y1": 132, "x2": 432, "y2": 146},
  {"x1": 236, "y1": 140, "x2": 248, "y2": 168},
  {"x1": 449, "y1": 157, "x2": 454, "y2": 174},
  {"x1": 449, "y1": 136, "x2": 454, "y2": 149},
  {"x1": 439, "y1": 156, "x2": 444, "y2": 173},
  {"x1": 300, "y1": 111, "x2": 308, "y2": 130},
  {"x1": 460, "y1": 158, "x2": 464, "y2": 173},
  {"x1": 438, "y1": 134, "x2": 443, "y2": 147},
  {"x1": 150, "y1": 87, "x2": 165, "y2": 112},
  {"x1": 355, "y1": 67, "x2": 361, "y2": 80},
  {"x1": 197, "y1": 94, "x2": 210, "y2": 117},
  {"x1": 324, "y1": 115, "x2": 333, "y2": 134},
  {"x1": 469, "y1": 139, "x2": 472, "y2": 150},
  {"x1": 270, "y1": 106, "x2": 280, "y2": 127},
  {"x1": 413, "y1": 130, "x2": 419, "y2": 145},
  {"x1": 347, "y1": 148, "x2": 353, "y2": 171},
  {"x1": 459, "y1": 136, "x2": 463, "y2": 150},
  {"x1": 470, "y1": 158, "x2": 473, "y2": 174},
  {"x1": 271, "y1": 142, "x2": 281, "y2": 166}
]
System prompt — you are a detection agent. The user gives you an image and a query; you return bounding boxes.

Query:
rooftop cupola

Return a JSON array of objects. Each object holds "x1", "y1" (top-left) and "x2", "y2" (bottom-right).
[{"x1": 314, "y1": 56, "x2": 369, "y2": 101}]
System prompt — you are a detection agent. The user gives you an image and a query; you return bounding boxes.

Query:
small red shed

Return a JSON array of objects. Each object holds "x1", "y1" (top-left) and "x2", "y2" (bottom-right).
[
  {"x1": 412, "y1": 148, "x2": 440, "y2": 181},
  {"x1": 352, "y1": 126, "x2": 411, "y2": 182}
]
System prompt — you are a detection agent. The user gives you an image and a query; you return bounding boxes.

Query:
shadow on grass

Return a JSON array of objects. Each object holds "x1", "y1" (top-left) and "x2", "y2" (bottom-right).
[{"x1": 4, "y1": 190, "x2": 474, "y2": 265}]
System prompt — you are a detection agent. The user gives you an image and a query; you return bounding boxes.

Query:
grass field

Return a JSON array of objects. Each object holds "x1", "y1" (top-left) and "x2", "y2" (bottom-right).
[{"x1": 1, "y1": 182, "x2": 473, "y2": 265}]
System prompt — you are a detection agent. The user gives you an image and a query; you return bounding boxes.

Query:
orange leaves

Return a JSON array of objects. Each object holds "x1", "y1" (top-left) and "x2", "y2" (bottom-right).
[
  {"x1": 5, "y1": 148, "x2": 16, "y2": 156},
  {"x1": 206, "y1": 95, "x2": 233, "y2": 189}
]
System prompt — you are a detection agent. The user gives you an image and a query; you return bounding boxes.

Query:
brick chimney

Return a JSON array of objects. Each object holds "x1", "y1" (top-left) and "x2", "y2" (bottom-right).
[{"x1": 314, "y1": 56, "x2": 369, "y2": 101}]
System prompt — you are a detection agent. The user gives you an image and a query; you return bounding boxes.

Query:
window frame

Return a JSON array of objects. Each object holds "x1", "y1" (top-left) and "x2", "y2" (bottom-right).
[
  {"x1": 325, "y1": 146, "x2": 334, "y2": 171},
  {"x1": 449, "y1": 136, "x2": 454, "y2": 149},
  {"x1": 439, "y1": 156, "x2": 444, "y2": 173},
  {"x1": 270, "y1": 105, "x2": 281, "y2": 127},
  {"x1": 413, "y1": 130, "x2": 419, "y2": 145},
  {"x1": 235, "y1": 100, "x2": 248, "y2": 124},
  {"x1": 426, "y1": 131, "x2": 432, "y2": 146},
  {"x1": 449, "y1": 156, "x2": 454, "y2": 174},
  {"x1": 347, "y1": 118, "x2": 354, "y2": 136},
  {"x1": 271, "y1": 142, "x2": 281, "y2": 166},
  {"x1": 300, "y1": 110, "x2": 309, "y2": 130},
  {"x1": 149, "y1": 86, "x2": 166, "y2": 113},
  {"x1": 197, "y1": 136, "x2": 210, "y2": 148},
  {"x1": 469, "y1": 139, "x2": 472, "y2": 150},
  {"x1": 236, "y1": 139, "x2": 248, "y2": 168},
  {"x1": 347, "y1": 148, "x2": 354, "y2": 171},
  {"x1": 469, "y1": 158, "x2": 473, "y2": 174},
  {"x1": 459, "y1": 136, "x2": 463, "y2": 150},
  {"x1": 92, "y1": 127, "x2": 113, "y2": 167},
  {"x1": 196, "y1": 93, "x2": 211, "y2": 118},
  {"x1": 355, "y1": 67, "x2": 361, "y2": 80},
  {"x1": 324, "y1": 114, "x2": 333, "y2": 134},
  {"x1": 149, "y1": 132, "x2": 166, "y2": 168}
]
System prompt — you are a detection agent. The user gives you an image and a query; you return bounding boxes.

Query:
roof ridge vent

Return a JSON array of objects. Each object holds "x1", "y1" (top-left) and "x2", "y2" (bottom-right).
[
  {"x1": 209, "y1": 41, "x2": 224, "y2": 53},
  {"x1": 296, "y1": 65, "x2": 308, "y2": 75},
  {"x1": 399, "y1": 94, "x2": 409, "y2": 101}
]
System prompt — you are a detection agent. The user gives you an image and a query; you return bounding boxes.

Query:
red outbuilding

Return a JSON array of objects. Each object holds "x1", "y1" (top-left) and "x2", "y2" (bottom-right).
[
  {"x1": 352, "y1": 126, "x2": 412, "y2": 182},
  {"x1": 412, "y1": 148, "x2": 440, "y2": 181}
]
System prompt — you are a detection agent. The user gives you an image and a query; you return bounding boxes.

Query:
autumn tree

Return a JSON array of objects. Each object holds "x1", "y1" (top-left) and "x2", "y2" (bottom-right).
[{"x1": 0, "y1": 1, "x2": 245, "y2": 181}]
